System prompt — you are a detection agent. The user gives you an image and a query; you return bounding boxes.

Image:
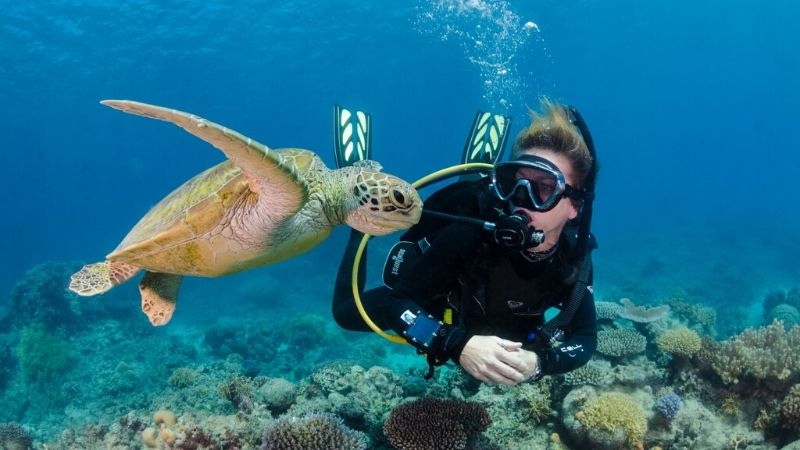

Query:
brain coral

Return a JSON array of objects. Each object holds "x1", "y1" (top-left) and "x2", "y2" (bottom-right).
[
  {"x1": 597, "y1": 328, "x2": 647, "y2": 358},
  {"x1": 575, "y1": 392, "x2": 647, "y2": 448},
  {"x1": 383, "y1": 397, "x2": 491, "y2": 450},
  {"x1": 656, "y1": 327, "x2": 702, "y2": 356},
  {"x1": 261, "y1": 413, "x2": 366, "y2": 450}
]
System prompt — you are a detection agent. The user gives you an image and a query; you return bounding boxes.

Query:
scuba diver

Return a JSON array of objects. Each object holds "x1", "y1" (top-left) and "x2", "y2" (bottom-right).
[{"x1": 331, "y1": 98, "x2": 598, "y2": 385}]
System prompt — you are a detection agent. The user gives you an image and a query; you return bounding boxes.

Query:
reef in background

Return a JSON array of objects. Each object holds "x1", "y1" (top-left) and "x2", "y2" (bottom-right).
[{"x1": 1, "y1": 262, "x2": 800, "y2": 449}]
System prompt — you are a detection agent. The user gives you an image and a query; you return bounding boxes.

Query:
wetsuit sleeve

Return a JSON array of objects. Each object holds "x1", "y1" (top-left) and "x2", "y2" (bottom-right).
[
  {"x1": 536, "y1": 287, "x2": 597, "y2": 376},
  {"x1": 332, "y1": 224, "x2": 483, "y2": 363}
]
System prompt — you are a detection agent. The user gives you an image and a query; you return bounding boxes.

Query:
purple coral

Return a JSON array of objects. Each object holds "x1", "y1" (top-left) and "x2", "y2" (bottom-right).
[
  {"x1": 383, "y1": 397, "x2": 491, "y2": 450},
  {"x1": 655, "y1": 393, "x2": 683, "y2": 420}
]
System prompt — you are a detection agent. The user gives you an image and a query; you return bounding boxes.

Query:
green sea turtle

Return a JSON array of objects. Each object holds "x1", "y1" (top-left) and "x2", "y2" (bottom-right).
[{"x1": 69, "y1": 100, "x2": 422, "y2": 326}]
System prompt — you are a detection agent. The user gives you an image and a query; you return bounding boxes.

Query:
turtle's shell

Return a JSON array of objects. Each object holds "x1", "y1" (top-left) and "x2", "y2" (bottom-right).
[{"x1": 107, "y1": 149, "x2": 322, "y2": 276}]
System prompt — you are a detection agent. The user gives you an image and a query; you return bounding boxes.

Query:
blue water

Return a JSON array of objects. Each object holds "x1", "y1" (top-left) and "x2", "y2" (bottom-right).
[{"x1": 1, "y1": 0, "x2": 799, "y2": 448}]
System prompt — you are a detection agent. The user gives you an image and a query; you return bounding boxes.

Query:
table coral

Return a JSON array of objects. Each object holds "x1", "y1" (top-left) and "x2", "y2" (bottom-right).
[{"x1": 617, "y1": 298, "x2": 670, "y2": 323}]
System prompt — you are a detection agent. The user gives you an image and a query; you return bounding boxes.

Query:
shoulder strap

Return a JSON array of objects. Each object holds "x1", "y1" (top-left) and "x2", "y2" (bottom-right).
[{"x1": 537, "y1": 256, "x2": 592, "y2": 344}]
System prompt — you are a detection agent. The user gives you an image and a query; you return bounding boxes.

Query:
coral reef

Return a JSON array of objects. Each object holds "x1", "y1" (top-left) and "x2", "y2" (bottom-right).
[
  {"x1": 256, "y1": 378, "x2": 297, "y2": 414},
  {"x1": 574, "y1": 392, "x2": 647, "y2": 449},
  {"x1": 13, "y1": 323, "x2": 73, "y2": 383},
  {"x1": 617, "y1": 298, "x2": 670, "y2": 323},
  {"x1": 261, "y1": 413, "x2": 367, "y2": 450},
  {"x1": 289, "y1": 363, "x2": 406, "y2": 436},
  {"x1": 203, "y1": 314, "x2": 351, "y2": 380},
  {"x1": 218, "y1": 374, "x2": 256, "y2": 413},
  {"x1": 762, "y1": 287, "x2": 800, "y2": 323},
  {"x1": 595, "y1": 301, "x2": 623, "y2": 321},
  {"x1": 666, "y1": 296, "x2": 718, "y2": 337},
  {"x1": 563, "y1": 359, "x2": 612, "y2": 386},
  {"x1": 767, "y1": 304, "x2": 800, "y2": 328},
  {"x1": 654, "y1": 392, "x2": 683, "y2": 420},
  {"x1": 656, "y1": 327, "x2": 702, "y2": 356},
  {"x1": 702, "y1": 320, "x2": 800, "y2": 387},
  {"x1": 597, "y1": 328, "x2": 647, "y2": 358},
  {"x1": 383, "y1": 397, "x2": 491, "y2": 450},
  {"x1": 0, "y1": 263, "x2": 78, "y2": 331},
  {"x1": 0, "y1": 422, "x2": 33, "y2": 450},
  {"x1": 781, "y1": 384, "x2": 800, "y2": 432}
]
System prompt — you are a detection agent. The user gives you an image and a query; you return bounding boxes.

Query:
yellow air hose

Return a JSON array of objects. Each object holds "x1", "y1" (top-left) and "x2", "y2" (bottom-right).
[{"x1": 350, "y1": 163, "x2": 494, "y2": 344}]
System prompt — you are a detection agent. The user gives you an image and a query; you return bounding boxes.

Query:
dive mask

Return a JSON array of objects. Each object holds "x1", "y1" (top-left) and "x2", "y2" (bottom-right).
[{"x1": 491, "y1": 154, "x2": 582, "y2": 212}]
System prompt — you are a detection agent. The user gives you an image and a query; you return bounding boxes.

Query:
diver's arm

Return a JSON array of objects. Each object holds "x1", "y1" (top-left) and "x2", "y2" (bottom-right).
[
  {"x1": 333, "y1": 222, "x2": 479, "y2": 347},
  {"x1": 535, "y1": 288, "x2": 598, "y2": 375}
]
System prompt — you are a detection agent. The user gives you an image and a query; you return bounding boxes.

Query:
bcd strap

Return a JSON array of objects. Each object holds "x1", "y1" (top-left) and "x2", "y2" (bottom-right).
[{"x1": 538, "y1": 257, "x2": 592, "y2": 345}]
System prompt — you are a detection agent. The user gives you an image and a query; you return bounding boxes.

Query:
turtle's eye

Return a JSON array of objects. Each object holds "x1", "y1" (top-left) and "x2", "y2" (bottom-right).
[{"x1": 389, "y1": 189, "x2": 409, "y2": 209}]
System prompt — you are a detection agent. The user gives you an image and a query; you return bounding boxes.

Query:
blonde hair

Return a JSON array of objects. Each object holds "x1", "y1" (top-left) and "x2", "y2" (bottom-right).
[{"x1": 512, "y1": 98, "x2": 593, "y2": 187}]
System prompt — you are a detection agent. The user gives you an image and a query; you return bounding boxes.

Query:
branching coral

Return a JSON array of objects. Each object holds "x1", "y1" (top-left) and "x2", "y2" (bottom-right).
[
  {"x1": 219, "y1": 374, "x2": 255, "y2": 413},
  {"x1": 667, "y1": 297, "x2": 717, "y2": 336},
  {"x1": 654, "y1": 393, "x2": 683, "y2": 420},
  {"x1": 656, "y1": 327, "x2": 702, "y2": 356},
  {"x1": 563, "y1": 359, "x2": 611, "y2": 386},
  {"x1": 780, "y1": 384, "x2": 800, "y2": 431},
  {"x1": 574, "y1": 392, "x2": 647, "y2": 448},
  {"x1": 595, "y1": 301, "x2": 623, "y2": 321},
  {"x1": 703, "y1": 320, "x2": 800, "y2": 386},
  {"x1": 383, "y1": 397, "x2": 491, "y2": 450},
  {"x1": 261, "y1": 413, "x2": 366, "y2": 450},
  {"x1": 517, "y1": 383, "x2": 552, "y2": 423}
]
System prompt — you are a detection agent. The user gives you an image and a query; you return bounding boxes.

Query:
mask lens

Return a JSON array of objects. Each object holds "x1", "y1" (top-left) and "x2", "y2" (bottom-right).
[{"x1": 495, "y1": 163, "x2": 562, "y2": 210}]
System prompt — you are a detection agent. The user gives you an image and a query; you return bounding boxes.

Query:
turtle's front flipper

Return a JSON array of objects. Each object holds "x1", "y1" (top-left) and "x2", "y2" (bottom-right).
[
  {"x1": 100, "y1": 100, "x2": 307, "y2": 206},
  {"x1": 69, "y1": 261, "x2": 140, "y2": 296},
  {"x1": 139, "y1": 272, "x2": 182, "y2": 326}
]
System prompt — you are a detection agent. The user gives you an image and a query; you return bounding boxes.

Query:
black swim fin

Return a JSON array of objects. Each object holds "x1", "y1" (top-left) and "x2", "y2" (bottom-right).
[
  {"x1": 460, "y1": 111, "x2": 512, "y2": 165},
  {"x1": 333, "y1": 104, "x2": 372, "y2": 168}
]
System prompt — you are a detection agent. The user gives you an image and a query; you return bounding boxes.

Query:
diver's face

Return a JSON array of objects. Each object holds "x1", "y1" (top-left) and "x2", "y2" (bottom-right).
[{"x1": 512, "y1": 148, "x2": 579, "y2": 250}]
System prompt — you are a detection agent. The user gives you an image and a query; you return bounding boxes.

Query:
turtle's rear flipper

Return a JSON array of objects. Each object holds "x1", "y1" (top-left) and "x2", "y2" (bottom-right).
[
  {"x1": 139, "y1": 272, "x2": 182, "y2": 326},
  {"x1": 333, "y1": 104, "x2": 372, "y2": 168},
  {"x1": 461, "y1": 111, "x2": 512, "y2": 165},
  {"x1": 69, "y1": 261, "x2": 140, "y2": 296}
]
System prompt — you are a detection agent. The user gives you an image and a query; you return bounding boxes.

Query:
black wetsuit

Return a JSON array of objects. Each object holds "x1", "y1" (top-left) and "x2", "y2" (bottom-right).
[{"x1": 332, "y1": 217, "x2": 598, "y2": 377}]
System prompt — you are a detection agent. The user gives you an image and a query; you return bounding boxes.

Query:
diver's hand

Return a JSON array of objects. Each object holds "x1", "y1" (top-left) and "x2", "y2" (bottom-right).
[
  {"x1": 517, "y1": 348, "x2": 541, "y2": 381},
  {"x1": 458, "y1": 335, "x2": 530, "y2": 385}
]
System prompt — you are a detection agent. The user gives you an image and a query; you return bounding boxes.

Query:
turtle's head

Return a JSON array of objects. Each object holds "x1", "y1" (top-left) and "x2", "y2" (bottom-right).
[{"x1": 345, "y1": 166, "x2": 422, "y2": 236}]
